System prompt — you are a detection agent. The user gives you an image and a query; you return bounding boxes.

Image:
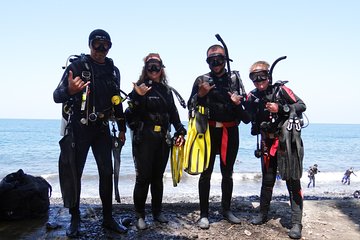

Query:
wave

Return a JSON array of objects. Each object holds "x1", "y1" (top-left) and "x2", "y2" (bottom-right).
[
  {"x1": 44, "y1": 171, "x2": 360, "y2": 199},
  {"x1": 39, "y1": 171, "x2": 360, "y2": 185}
]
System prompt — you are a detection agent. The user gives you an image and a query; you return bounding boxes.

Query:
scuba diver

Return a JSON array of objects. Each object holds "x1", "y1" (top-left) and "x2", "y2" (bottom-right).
[
  {"x1": 53, "y1": 29, "x2": 128, "y2": 237},
  {"x1": 341, "y1": 167, "x2": 356, "y2": 185},
  {"x1": 125, "y1": 53, "x2": 186, "y2": 230},
  {"x1": 187, "y1": 43, "x2": 249, "y2": 230},
  {"x1": 307, "y1": 164, "x2": 320, "y2": 188},
  {"x1": 245, "y1": 59, "x2": 306, "y2": 239}
]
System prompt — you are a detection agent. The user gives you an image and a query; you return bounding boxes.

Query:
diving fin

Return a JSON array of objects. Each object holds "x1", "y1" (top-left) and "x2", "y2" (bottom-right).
[
  {"x1": 183, "y1": 106, "x2": 211, "y2": 175},
  {"x1": 277, "y1": 119, "x2": 303, "y2": 180},
  {"x1": 112, "y1": 135, "x2": 123, "y2": 203},
  {"x1": 170, "y1": 139, "x2": 184, "y2": 187},
  {"x1": 58, "y1": 124, "x2": 78, "y2": 208},
  {"x1": 183, "y1": 117, "x2": 196, "y2": 173}
]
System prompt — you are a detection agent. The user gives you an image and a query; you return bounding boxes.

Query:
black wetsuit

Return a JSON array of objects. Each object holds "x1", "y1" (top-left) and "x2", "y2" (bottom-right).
[
  {"x1": 188, "y1": 71, "x2": 249, "y2": 218},
  {"x1": 53, "y1": 55, "x2": 125, "y2": 220},
  {"x1": 245, "y1": 82, "x2": 306, "y2": 225},
  {"x1": 126, "y1": 80, "x2": 186, "y2": 218}
]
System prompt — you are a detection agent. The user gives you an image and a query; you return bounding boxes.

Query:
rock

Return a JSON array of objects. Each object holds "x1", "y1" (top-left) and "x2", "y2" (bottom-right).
[{"x1": 244, "y1": 229, "x2": 252, "y2": 236}]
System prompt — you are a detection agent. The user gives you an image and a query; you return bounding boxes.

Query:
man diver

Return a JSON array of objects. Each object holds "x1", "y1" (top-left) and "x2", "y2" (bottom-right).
[
  {"x1": 307, "y1": 164, "x2": 320, "y2": 188},
  {"x1": 187, "y1": 44, "x2": 249, "y2": 229},
  {"x1": 342, "y1": 167, "x2": 356, "y2": 185},
  {"x1": 53, "y1": 29, "x2": 127, "y2": 237},
  {"x1": 245, "y1": 60, "x2": 306, "y2": 239}
]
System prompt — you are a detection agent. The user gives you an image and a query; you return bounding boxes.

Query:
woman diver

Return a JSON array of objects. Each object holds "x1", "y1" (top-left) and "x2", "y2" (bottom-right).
[{"x1": 125, "y1": 53, "x2": 186, "y2": 230}]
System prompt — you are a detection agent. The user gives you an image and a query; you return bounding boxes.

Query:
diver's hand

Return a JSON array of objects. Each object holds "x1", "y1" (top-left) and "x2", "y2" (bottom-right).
[
  {"x1": 133, "y1": 82, "x2": 152, "y2": 96},
  {"x1": 228, "y1": 92, "x2": 243, "y2": 105},
  {"x1": 67, "y1": 70, "x2": 90, "y2": 95},
  {"x1": 175, "y1": 135, "x2": 185, "y2": 147},
  {"x1": 265, "y1": 102, "x2": 279, "y2": 113},
  {"x1": 198, "y1": 80, "x2": 215, "y2": 97}
]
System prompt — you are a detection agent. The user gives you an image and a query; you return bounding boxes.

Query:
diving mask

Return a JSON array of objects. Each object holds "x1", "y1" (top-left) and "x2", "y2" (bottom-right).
[
  {"x1": 249, "y1": 70, "x2": 269, "y2": 82},
  {"x1": 91, "y1": 39, "x2": 112, "y2": 51},
  {"x1": 145, "y1": 59, "x2": 163, "y2": 73},
  {"x1": 206, "y1": 54, "x2": 225, "y2": 67}
]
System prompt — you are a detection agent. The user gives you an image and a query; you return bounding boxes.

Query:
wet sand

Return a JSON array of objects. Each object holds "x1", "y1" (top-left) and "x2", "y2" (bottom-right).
[{"x1": 0, "y1": 195, "x2": 359, "y2": 240}]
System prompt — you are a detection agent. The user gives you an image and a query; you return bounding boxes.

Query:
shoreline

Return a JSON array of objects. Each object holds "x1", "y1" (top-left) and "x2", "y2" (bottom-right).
[
  {"x1": 49, "y1": 193, "x2": 360, "y2": 205},
  {"x1": 45, "y1": 171, "x2": 360, "y2": 200}
]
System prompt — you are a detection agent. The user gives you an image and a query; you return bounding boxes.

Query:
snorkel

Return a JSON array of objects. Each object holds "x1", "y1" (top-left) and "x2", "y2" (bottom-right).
[
  {"x1": 214, "y1": 34, "x2": 246, "y2": 99},
  {"x1": 215, "y1": 34, "x2": 233, "y2": 77},
  {"x1": 268, "y1": 56, "x2": 287, "y2": 85}
]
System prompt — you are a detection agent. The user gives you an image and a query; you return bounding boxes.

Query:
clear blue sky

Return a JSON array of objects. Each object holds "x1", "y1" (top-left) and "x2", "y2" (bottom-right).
[{"x1": 0, "y1": 0, "x2": 359, "y2": 124}]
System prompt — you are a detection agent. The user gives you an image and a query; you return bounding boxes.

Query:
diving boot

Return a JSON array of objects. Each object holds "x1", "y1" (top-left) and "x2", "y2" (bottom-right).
[
  {"x1": 288, "y1": 224, "x2": 302, "y2": 239},
  {"x1": 66, "y1": 215, "x2": 80, "y2": 238},
  {"x1": 136, "y1": 218, "x2": 148, "y2": 230},
  {"x1": 153, "y1": 212, "x2": 169, "y2": 223},
  {"x1": 198, "y1": 217, "x2": 210, "y2": 229},
  {"x1": 250, "y1": 212, "x2": 267, "y2": 225},
  {"x1": 102, "y1": 217, "x2": 128, "y2": 234},
  {"x1": 223, "y1": 210, "x2": 241, "y2": 224}
]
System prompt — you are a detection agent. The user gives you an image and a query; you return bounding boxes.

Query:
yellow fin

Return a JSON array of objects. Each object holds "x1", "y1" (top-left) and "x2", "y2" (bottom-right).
[{"x1": 184, "y1": 106, "x2": 211, "y2": 175}]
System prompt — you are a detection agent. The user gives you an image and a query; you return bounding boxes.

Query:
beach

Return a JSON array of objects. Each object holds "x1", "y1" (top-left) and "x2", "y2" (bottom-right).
[
  {"x1": 1, "y1": 121, "x2": 360, "y2": 239},
  {"x1": 0, "y1": 195, "x2": 359, "y2": 240},
  {"x1": 0, "y1": 120, "x2": 360, "y2": 240}
]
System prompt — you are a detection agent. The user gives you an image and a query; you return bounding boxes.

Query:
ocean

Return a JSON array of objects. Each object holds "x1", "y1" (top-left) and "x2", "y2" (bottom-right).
[{"x1": 0, "y1": 119, "x2": 359, "y2": 200}]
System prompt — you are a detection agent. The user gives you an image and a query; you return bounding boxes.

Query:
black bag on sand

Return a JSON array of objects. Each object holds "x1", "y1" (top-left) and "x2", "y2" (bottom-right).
[{"x1": 0, "y1": 169, "x2": 52, "y2": 220}]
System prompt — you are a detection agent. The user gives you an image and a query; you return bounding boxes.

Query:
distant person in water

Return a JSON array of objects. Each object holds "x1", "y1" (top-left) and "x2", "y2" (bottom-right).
[
  {"x1": 307, "y1": 164, "x2": 320, "y2": 188},
  {"x1": 341, "y1": 167, "x2": 356, "y2": 185}
]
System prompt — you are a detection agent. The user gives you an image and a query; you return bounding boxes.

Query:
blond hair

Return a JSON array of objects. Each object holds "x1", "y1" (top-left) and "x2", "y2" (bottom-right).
[{"x1": 249, "y1": 61, "x2": 270, "y2": 72}]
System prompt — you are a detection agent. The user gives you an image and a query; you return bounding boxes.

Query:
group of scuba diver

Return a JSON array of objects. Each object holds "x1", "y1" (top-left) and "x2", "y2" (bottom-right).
[{"x1": 54, "y1": 29, "x2": 307, "y2": 239}]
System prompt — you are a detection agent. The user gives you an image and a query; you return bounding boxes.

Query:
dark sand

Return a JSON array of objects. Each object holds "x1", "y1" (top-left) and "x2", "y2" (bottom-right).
[{"x1": 0, "y1": 195, "x2": 359, "y2": 239}]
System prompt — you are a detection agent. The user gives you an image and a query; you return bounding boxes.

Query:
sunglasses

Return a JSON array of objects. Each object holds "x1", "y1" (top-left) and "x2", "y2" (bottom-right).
[
  {"x1": 91, "y1": 39, "x2": 112, "y2": 51},
  {"x1": 206, "y1": 54, "x2": 225, "y2": 67},
  {"x1": 249, "y1": 70, "x2": 269, "y2": 82}
]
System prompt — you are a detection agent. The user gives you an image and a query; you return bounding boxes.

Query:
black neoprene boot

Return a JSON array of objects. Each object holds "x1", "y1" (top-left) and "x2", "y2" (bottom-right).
[
  {"x1": 288, "y1": 223, "x2": 302, "y2": 239},
  {"x1": 102, "y1": 217, "x2": 127, "y2": 234},
  {"x1": 153, "y1": 212, "x2": 169, "y2": 223},
  {"x1": 287, "y1": 180, "x2": 303, "y2": 239},
  {"x1": 135, "y1": 212, "x2": 148, "y2": 230},
  {"x1": 252, "y1": 185, "x2": 272, "y2": 225},
  {"x1": 66, "y1": 214, "x2": 80, "y2": 238},
  {"x1": 223, "y1": 210, "x2": 241, "y2": 224},
  {"x1": 250, "y1": 212, "x2": 267, "y2": 225}
]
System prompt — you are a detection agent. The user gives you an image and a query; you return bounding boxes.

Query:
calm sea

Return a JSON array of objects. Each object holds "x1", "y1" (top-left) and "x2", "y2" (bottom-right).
[{"x1": 0, "y1": 119, "x2": 359, "y2": 200}]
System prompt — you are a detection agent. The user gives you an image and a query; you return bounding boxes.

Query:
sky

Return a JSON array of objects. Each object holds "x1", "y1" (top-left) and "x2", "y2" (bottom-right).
[{"x1": 0, "y1": 0, "x2": 359, "y2": 124}]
